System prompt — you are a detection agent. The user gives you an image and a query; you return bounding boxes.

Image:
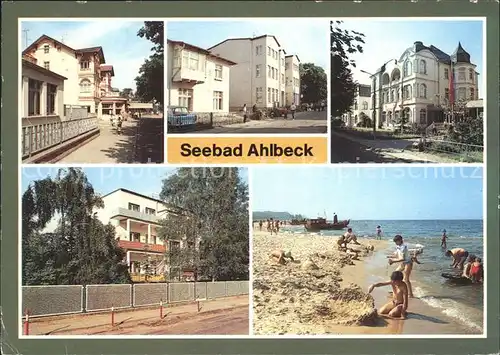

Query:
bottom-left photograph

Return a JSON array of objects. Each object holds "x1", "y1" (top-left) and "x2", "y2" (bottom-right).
[{"x1": 20, "y1": 166, "x2": 250, "y2": 336}]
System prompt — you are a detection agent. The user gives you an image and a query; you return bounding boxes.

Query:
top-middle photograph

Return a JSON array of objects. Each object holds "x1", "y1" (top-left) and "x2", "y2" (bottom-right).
[{"x1": 166, "y1": 19, "x2": 328, "y2": 134}]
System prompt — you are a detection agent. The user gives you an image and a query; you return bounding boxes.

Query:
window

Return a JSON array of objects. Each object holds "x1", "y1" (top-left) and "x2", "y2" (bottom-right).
[
  {"x1": 43, "y1": 61, "x2": 50, "y2": 70},
  {"x1": 173, "y1": 48, "x2": 182, "y2": 67},
  {"x1": 214, "y1": 64, "x2": 223, "y2": 80},
  {"x1": 470, "y1": 87, "x2": 475, "y2": 100},
  {"x1": 267, "y1": 65, "x2": 272, "y2": 78},
  {"x1": 256, "y1": 87, "x2": 263, "y2": 104},
  {"x1": 128, "y1": 203, "x2": 140, "y2": 212},
  {"x1": 293, "y1": 64, "x2": 299, "y2": 72},
  {"x1": 256, "y1": 64, "x2": 261, "y2": 77},
  {"x1": 354, "y1": 101, "x2": 358, "y2": 110},
  {"x1": 256, "y1": 45, "x2": 263, "y2": 55},
  {"x1": 189, "y1": 52, "x2": 199, "y2": 71},
  {"x1": 79, "y1": 79, "x2": 91, "y2": 93},
  {"x1": 458, "y1": 87, "x2": 466, "y2": 100},
  {"x1": 419, "y1": 109, "x2": 426, "y2": 124},
  {"x1": 395, "y1": 87, "x2": 400, "y2": 102},
  {"x1": 281, "y1": 74, "x2": 285, "y2": 84},
  {"x1": 419, "y1": 84, "x2": 427, "y2": 98},
  {"x1": 145, "y1": 207, "x2": 156, "y2": 215},
  {"x1": 458, "y1": 68, "x2": 466, "y2": 81},
  {"x1": 444, "y1": 88, "x2": 450, "y2": 102},
  {"x1": 178, "y1": 88, "x2": 193, "y2": 108},
  {"x1": 272, "y1": 89, "x2": 276, "y2": 103},
  {"x1": 151, "y1": 235, "x2": 157, "y2": 245},
  {"x1": 419, "y1": 60, "x2": 427, "y2": 74},
  {"x1": 28, "y1": 78, "x2": 42, "y2": 116},
  {"x1": 267, "y1": 88, "x2": 271, "y2": 103},
  {"x1": 46, "y1": 83, "x2": 57, "y2": 115},
  {"x1": 130, "y1": 232, "x2": 140, "y2": 242},
  {"x1": 444, "y1": 68, "x2": 449, "y2": 79},
  {"x1": 390, "y1": 90, "x2": 394, "y2": 102},
  {"x1": 213, "y1": 91, "x2": 223, "y2": 110},
  {"x1": 285, "y1": 62, "x2": 290, "y2": 70},
  {"x1": 43, "y1": 44, "x2": 49, "y2": 53},
  {"x1": 80, "y1": 61, "x2": 90, "y2": 70},
  {"x1": 403, "y1": 60, "x2": 412, "y2": 77},
  {"x1": 404, "y1": 85, "x2": 412, "y2": 100},
  {"x1": 267, "y1": 46, "x2": 271, "y2": 56},
  {"x1": 169, "y1": 240, "x2": 180, "y2": 251},
  {"x1": 469, "y1": 69, "x2": 474, "y2": 81},
  {"x1": 362, "y1": 101, "x2": 368, "y2": 110}
]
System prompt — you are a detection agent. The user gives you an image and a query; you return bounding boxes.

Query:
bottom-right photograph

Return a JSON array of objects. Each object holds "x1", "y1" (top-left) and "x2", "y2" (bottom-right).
[{"x1": 251, "y1": 166, "x2": 484, "y2": 336}]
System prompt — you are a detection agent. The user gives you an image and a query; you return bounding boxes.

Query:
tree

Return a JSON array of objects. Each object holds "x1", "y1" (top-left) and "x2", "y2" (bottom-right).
[
  {"x1": 120, "y1": 88, "x2": 134, "y2": 99},
  {"x1": 135, "y1": 21, "x2": 164, "y2": 105},
  {"x1": 331, "y1": 21, "x2": 365, "y2": 117},
  {"x1": 158, "y1": 168, "x2": 249, "y2": 282},
  {"x1": 300, "y1": 63, "x2": 327, "y2": 104},
  {"x1": 22, "y1": 168, "x2": 131, "y2": 285}
]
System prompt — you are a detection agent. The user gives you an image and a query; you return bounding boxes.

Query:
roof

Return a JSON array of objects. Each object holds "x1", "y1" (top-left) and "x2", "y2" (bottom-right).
[
  {"x1": 451, "y1": 42, "x2": 471, "y2": 64},
  {"x1": 168, "y1": 39, "x2": 237, "y2": 66},
  {"x1": 129, "y1": 102, "x2": 153, "y2": 109},
  {"x1": 285, "y1": 54, "x2": 301, "y2": 62},
  {"x1": 207, "y1": 34, "x2": 281, "y2": 51},
  {"x1": 22, "y1": 59, "x2": 67, "y2": 80},
  {"x1": 100, "y1": 64, "x2": 115, "y2": 76},
  {"x1": 101, "y1": 188, "x2": 165, "y2": 204},
  {"x1": 22, "y1": 34, "x2": 106, "y2": 63}
]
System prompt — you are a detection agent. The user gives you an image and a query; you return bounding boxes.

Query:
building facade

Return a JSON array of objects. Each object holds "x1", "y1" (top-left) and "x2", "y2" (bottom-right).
[
  {"x1": 369, "y1": 41, "x2": 480, "y2": 128},
  {"x1": 95, "y1": 188, "x2": 194, "y2": 281},
  {"x1": 208, "y1": 35, "x2": 301, "y2": 110},
  {"x1": 166, "y1": 40, "x2": 234, "y2": 113},
  {"x1": 21, "y1": 57, "x2": 66, "y2": 126},
  {"x1": 285, "y1": 55, "x2": 301, "y2": 106},
  {"x1": 342, "y1": 84, "x2": 372, "y2": 127},
  {"x1": 22, "y1": 35, "x2": 128, "y2": 120}
]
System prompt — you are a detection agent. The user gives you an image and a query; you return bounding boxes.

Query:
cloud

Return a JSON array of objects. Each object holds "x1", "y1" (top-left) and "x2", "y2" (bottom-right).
[{"x1": 62, "y1": 20, "x2": 137, "y2": 49}]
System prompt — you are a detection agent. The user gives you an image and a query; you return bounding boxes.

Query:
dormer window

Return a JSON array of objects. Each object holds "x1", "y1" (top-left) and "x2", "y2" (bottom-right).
[{"x1": 80, "y1": 61, "x2": 90, "y2": 70}]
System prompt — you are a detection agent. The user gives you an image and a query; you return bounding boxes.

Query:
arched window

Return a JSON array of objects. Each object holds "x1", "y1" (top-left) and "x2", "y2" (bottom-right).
[
  {"x1": 458, "y1": 87, "x2": 466, "y2": 101},
  {"x1": 419, "y1": 109, "x2": 427, "y2": 124},
  {"x1": 382, "y1": 73, "x2": 390, "y2": 85},
  {"x1": 80, "y1": 79, "x2": 91, "y2": 93},
  {"x1": 362, "y1": 101, "x2": 368, "y2": 110},
  {"x1": 403, "y1": 60, "x2": 412, "y2": 77},
  {"x1": 404, "y1": 85, "x2": 412, "y2": 100},
  {"x1": 395, "y1": 87, "x2": 400, "y2": 101},
  {"x1": 419, "y1": 84, "x2": 427, "y2": 98},
  {"x1": 419, "y1": 60, "x2": 427, "y2": 74},
  {"x1": 458, "y1": 68, "x2": 466, "y2": 81}
]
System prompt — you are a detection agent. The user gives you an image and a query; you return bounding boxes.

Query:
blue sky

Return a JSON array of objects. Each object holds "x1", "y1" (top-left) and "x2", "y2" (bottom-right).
[
  {"x1": 339, "y1": 19, "x2": 485, "y2": 98},
  {"x1": 20, "y1": 20, "x2": 154, "y2": 91},
  {"x1": 251, "y1": 166, "x2": 483, "y2": 220},
  {"x1": 167, "y1": 20, "x2": 328, "y2": 70},
  {"x1": 22, "y1": 167, "x2": 249, "y2": 198}
]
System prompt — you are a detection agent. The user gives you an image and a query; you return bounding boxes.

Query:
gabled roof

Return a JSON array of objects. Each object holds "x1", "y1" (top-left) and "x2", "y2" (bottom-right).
[
  {"x1": 285, "y1": 54, "x2": 301, "y2": 63},
  {"x1": 22, "y1": 34, "x2": 106, "y2": 63},
  {"x1": 208, "y1": 34, "x2": 281, "y2": 51},
  {"x1": 100, "y1": 64, "x2": 115, "y2": 76},
  {"x1": 22, "y1": 59, "x2": 67, "y2": 80},
  {"x1": 168, "y1": 39, "x2": 237, "y2": 66}
]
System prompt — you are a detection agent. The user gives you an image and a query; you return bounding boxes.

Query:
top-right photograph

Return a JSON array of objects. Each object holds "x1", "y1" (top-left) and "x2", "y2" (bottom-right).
[{"x1": 330, "y1": 18, "x2": 484, "y2": 164}]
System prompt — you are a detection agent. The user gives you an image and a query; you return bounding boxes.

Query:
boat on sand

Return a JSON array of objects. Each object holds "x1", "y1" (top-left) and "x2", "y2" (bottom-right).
[{"x1": 304, "y1": 217, "x2": 350, "y2": 232}]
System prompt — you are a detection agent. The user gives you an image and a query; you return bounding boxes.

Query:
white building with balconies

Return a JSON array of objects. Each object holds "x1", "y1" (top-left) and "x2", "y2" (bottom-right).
[
  {"x1": 208, "y1": 35, "x2": 301, "y2": 110},
  {"x1": 369, "y1": 41, "x2": 480, "y2": 128},
  {"x1": 342, "y1": 84, "x2": 372, "y2": 127},
  {"x1": 166, "y1": 40, "x2": 235, "y2": 113}
]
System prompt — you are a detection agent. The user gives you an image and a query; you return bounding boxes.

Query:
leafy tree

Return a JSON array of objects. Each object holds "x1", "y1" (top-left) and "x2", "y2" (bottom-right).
[
  {"x1": 135, "y1": 21, "x2": 164, "y2": 105},
  {"x1": 330, "y1": 21, "x2": 365, "y2": 117},
  {"x1": 300, "y1": 63, "x2": 327, "y2": 104},
  {"x1": 158, "y1": 168, "x2": 249, "y2": 282},
  {"x1": 358, "y1": 112, "x2": 372, "y2": 128},
  {"x1": 447, "y1": 114, "x2": 483, "y2": 146},
  {"x1": 22, "y1": 168, "x2": 131, "y2": 285},
  {"x1": 120, "y1": 88, "x2": 134, "y2": 99}
]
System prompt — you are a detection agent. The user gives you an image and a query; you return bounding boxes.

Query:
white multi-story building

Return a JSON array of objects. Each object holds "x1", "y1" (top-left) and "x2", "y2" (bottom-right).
[
  {"x1": 369, "y1": 41, "x2": 479, "y2": 128},
  {"x1": 166, "y1": 40, "x2": 235, "y2": 113},
  {"x1": 208, "y1": 35, "x2": 301, "y2": 110},
  {"x1": 342, "y1": 84, "x2": 372, "y2": 127},
  {"x1": 95, "y1": 188, "x2": 194, "y2": 281}
]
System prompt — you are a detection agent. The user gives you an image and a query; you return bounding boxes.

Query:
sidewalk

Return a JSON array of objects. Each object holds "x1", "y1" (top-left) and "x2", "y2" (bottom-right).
[
  {"x1": 332, "y1": 130, "x2": 457, "y2": 163},
  {"x1": 58, "y1": 120, "x2": 137, "y2": 163}
]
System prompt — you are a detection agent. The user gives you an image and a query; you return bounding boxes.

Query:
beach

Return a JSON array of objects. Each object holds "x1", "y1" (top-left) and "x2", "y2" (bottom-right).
[{"x1": 252, "y1": 228, "x2": 483, "y2": 335}]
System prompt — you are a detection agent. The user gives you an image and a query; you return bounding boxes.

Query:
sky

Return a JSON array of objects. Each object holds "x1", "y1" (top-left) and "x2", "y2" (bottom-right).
[
  {"x1": 251, "y1": 166, "x2": 484, "y2": 220},
  {"x1": 20, "y1": 20, "x2": 153, "y2": 91},
  {"x1": 337, "y1": 19, "x2": 485, "y2": 98},
  {"x1": 167, "y1": 20, "x2": 329, "y2": 70}
]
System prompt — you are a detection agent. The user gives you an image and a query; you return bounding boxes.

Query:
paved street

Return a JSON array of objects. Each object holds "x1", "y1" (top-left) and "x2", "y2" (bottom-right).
[
  {"x1": 58, "y1": 116, "x2": 164, "y2": 164},
  {"x1": 188, "y1": 110, "x2": 327, "y2": 134}
]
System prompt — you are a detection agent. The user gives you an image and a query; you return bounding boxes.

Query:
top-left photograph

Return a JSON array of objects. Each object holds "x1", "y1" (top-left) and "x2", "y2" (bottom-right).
[{"x1": 20, "y1": 19, "x2": 165, "y2": 164}]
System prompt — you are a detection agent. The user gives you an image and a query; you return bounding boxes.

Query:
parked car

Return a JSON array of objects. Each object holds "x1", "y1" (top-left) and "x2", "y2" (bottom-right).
[{"x1": 167, "y1": 106, "x2": 197, "y2": 128}]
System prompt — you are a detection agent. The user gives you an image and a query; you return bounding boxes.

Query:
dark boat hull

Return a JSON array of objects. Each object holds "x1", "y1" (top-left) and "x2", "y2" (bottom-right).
[{"x1": 304, "y1": 219, "x2": 350, "y2": 231}]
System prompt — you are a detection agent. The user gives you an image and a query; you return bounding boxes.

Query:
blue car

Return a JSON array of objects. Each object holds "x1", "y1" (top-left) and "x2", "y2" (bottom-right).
[{"x1": 167, "y1": 106, "x2": 197, "y2": 128}]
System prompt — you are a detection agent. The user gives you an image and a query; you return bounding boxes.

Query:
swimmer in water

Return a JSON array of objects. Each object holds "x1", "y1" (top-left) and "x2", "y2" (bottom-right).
[{"x1": 368, "y1": 271, "x2": 408, "y2": 319}]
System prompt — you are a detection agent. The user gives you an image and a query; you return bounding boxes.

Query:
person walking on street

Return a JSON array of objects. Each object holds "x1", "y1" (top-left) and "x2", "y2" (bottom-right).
[
  {"x1": 242, "y1": 104, "x2": 248, "y2": 123},
  {"x1": 290, "y1": 103, "x2": 296, "y2": 119}
]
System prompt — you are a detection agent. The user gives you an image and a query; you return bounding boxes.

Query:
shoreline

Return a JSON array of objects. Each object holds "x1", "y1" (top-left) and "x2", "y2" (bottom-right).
[{"x1": 252, "y1": 230, "x2": 481, "y2": 335}]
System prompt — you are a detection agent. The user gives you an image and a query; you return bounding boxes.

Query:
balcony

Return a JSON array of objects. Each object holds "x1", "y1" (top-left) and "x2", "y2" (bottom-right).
[
  {"x1": 172, "y1": 66, "x2": 206, "y2": 84},
  {"x1": 111, "y1": 207, "x2": 162, "y2": 224},
  {"x1": 118, "y1": 240, "x2": 166, "y2": 253}
]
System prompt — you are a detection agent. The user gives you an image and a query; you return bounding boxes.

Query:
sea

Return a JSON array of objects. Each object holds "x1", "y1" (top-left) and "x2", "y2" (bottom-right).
[{"x1": 280, "y1": 219, "x2": 484, "y2": 333}]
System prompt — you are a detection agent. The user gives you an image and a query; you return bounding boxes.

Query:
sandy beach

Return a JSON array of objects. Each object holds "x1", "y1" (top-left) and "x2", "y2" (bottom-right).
[{"x1": 252, "y1": 229, "x2": 480, "y2": 335}]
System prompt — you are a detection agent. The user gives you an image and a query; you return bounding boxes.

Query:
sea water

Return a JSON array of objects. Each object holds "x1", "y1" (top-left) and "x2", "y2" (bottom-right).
[{"x1": 281, "y1": 219, "x2": 484, "y2": 333}]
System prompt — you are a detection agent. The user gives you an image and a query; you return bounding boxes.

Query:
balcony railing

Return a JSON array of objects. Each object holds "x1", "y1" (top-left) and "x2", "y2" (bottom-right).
[
  {"x1": 111, "y1": 207, "x2": 162, "y2": 224},
  {"x1": 21, "y1": 116, "x2": 98, "y2": 159},
  {"x1": 172, "y1": 65, "x2": 206, "y2": 83},
  {"x1": 118, "y1": 240, "x2": 166, "y2": 253}
]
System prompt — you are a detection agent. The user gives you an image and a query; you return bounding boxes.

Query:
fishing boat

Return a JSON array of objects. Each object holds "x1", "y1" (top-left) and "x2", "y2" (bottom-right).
[
  {"x1": 304, "y1": 217, "x2": 350, "y2": 232},
  {"x1": 290, "y1": 219, "x2": 307, "y2": 225}
]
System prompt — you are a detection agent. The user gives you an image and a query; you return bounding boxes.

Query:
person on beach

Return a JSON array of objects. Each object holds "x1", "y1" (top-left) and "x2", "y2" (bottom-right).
[
  {"x1": 376, "y1": 225, "x2": 382, "y2": 240},
  {"x1": 441, "y1": 229, "x2": 448, "y2": 248},
  {"x1": 333, "y1": 213, "x2": 338, "y2": 224},
  {"x1": 270, "y1": 250, "x2": 294, "y2": 265},
  {"x1": 267, "y1": 219, "x2": 274, "y2": 234},
  {"x1": 259, "y1": 220, "x2": 263, "y2": 231},
  {"x1": 462, "y1": 254, "x2": 475, "y2": 278},
  {"x1": 275, "y1": 220, "x2": 280, "y2": 233},
  {"x1": 368, "y1": 271, "x2": 408, "y2": 319},
  {"x1": 344, "y1": 228, "x2": 360, "y2": 245},
  {"x1": 469, "y1": 257, "x2": 483, "y2": 283},
  {"x1": 388, "y1": 235, "x2": 415, "y2": 298},
  {"x1": 445, "y1": 248, "x2": 469, "y2": 270}
]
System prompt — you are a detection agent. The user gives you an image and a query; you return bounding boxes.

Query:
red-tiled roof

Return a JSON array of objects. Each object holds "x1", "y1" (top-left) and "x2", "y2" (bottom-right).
[{"x1": 100, "y1": 64, "x2": 115, "y2": 76}]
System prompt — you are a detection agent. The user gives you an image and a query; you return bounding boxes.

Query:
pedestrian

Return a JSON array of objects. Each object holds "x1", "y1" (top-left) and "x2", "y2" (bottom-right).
[
  {"x1": 259, "y1": 220, "x2": 263, "y2": 231},
  {"x1": 290, "y1": 103, "x2": 296, "y2": 119},
  {"x1": 321, "y1": 101, "x2": 326, "y2": 111},
  {"x1": 242, "y1": 104, "x2": 248, "y2": 123}
]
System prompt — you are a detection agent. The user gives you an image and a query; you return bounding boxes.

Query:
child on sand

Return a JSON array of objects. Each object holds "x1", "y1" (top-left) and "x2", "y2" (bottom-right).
[
  {"x1": 368, "y1": 271, "x2": 408, "y2": 319},
  {"x1": 270, "y1": 250, "x2": 294, "y2": 265},
  {"x1": 388, "y1": 235, "x2": 415, "y2": 298},
  {"x1": 344, "y1": 228, "x2": 360, "y2": 245}
]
